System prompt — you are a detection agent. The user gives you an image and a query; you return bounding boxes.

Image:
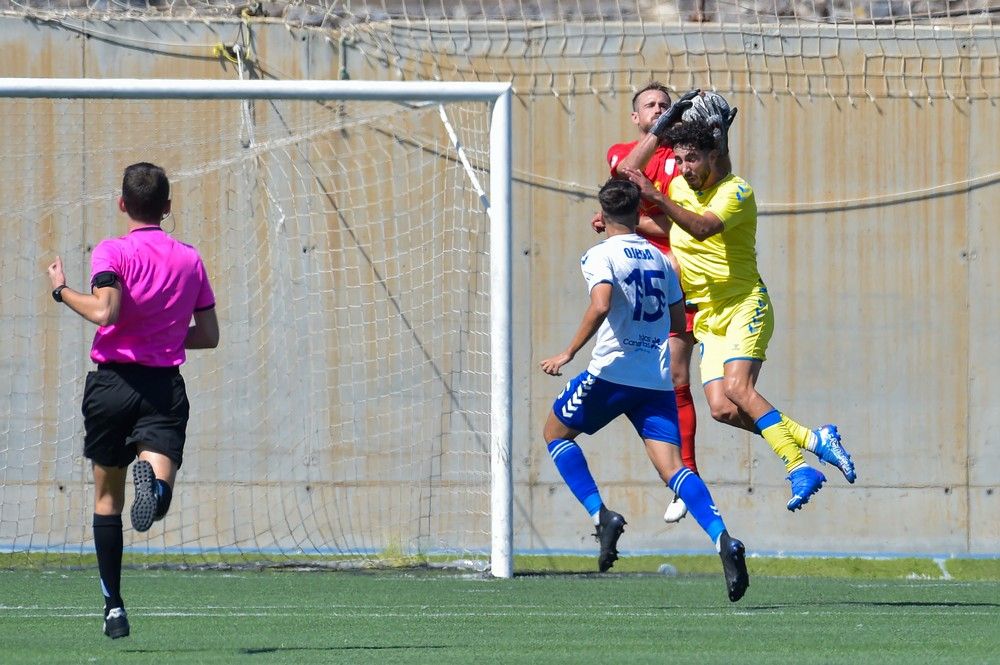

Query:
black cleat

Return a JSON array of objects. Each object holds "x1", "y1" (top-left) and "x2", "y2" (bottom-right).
[
  {"x1": 103, "y1": 607, "x2": 130, "y2": 639},
  {"x1": 718, "y1": 531, "x2": 749, "y2": 602},
  {"x1": 594, "y1": 506, "x2": 627, "y2": 572},
  {"x1": 131, "y1": 460, "x2": 156, "y2": 533}
]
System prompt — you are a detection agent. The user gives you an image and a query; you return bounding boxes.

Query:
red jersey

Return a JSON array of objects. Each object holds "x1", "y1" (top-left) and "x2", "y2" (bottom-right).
[{"x1": 607, "y1": 141, "x2": 679, "y2": 254}]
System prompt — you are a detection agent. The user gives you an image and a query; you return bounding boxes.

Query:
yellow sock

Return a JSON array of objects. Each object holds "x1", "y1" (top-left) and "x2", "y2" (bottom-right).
[
  {"x1": 781, "y1": 414, "x2": 815, "y2": 450},
  {"x1": 759, "y1": 422, "x2": 806, "y2": 473}
]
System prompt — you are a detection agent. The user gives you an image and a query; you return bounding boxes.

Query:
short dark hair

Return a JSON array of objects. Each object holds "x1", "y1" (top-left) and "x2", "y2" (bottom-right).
[
  {"x1": 598, "y1": 178, "x2": 641, "y2": 220},
  {"x1": 631, "y1": 81, "x2": 672, "y2": 111},
  {"x1": 122, "y1": 162, "x2": 170, "y2": 223},
  {"x1": 665, "y1": 119, "x2": 718, "y2": 153}
]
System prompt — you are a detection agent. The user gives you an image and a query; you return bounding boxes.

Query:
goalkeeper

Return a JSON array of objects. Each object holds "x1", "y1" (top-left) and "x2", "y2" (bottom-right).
[
  {"x1": 46, "y1": 163, "x2": 219, "y2": 639},
  {"x1": 540, "y1": 178, "x2": 749, "y2": 603},
  {"x1": 620, "y1": 97, "x2": 857, "y2": 512}
]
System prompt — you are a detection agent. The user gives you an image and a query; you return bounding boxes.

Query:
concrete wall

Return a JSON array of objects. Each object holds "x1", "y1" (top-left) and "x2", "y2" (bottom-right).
[{"x1": 0, "y1": 16, "x2": 997, "y2": 559}]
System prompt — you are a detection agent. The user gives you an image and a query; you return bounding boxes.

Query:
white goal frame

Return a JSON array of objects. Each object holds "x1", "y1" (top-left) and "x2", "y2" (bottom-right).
[{"x1": 0, "y1": 77, "x2": 514, "y2": 578}]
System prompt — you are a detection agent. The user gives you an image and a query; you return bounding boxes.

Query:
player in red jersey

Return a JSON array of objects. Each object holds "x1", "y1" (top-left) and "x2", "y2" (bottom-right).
[{"x1": 592, "y1": 83, "x2": 700, "y2": 522}]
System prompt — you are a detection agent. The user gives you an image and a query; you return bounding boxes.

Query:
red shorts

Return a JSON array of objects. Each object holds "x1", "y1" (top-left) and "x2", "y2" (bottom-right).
[{"x1": 668, "y1": 303, "x2": 697, "y2": 338}]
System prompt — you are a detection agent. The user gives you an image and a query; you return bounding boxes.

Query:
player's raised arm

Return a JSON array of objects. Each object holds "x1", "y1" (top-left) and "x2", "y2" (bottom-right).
[
  {"x1": 614, "y1": 87, "x2": 698, "y2": 176},
  {"x1": 620, "y1": 163, "x2": 723, "y2": 242},
  {"x1": 594, "y1": 209, "x2": 673, "y2": 239},
  {"x1": 635, "y1": 212, "x2": 672, "y2": 241},
  {"x1": 47, "y1": 255, "x2": 122, "y2": 327}
]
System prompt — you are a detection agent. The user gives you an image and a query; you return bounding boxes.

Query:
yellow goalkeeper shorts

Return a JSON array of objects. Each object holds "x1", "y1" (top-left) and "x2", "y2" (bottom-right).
[{"x1": 694, "y1": 283, "x2": 773, "y2": 384}]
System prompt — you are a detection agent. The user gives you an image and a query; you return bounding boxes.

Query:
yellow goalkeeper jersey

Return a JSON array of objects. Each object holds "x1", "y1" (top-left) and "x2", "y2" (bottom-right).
[{"x1": 668, "y1": 172, "x2": 761, "y2": 304}]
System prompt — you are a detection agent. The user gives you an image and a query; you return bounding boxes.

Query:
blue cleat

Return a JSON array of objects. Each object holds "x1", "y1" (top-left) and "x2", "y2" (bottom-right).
[
  {"x1": 812, "y1": 424, "x2": 856, "y2": 484},
  {"x1": 786, "y1": 465, "x2": 826, "y2": 511}
]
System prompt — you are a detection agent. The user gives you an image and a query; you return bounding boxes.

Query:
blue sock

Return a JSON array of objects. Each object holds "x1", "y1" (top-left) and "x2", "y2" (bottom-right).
[
  {"x1": 547, "y1": 439, "x2": 603, "y2": 518},
  {"x1": 668, "y1": 467, "x2": 726, "y2": 544},
  {"x1": 754, "y1": 409, "x2": 781, "y2": 434}
]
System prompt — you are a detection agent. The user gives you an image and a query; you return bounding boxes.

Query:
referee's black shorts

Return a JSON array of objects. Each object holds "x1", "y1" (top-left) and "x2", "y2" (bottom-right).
[{"x1": 82, "y1": 363, "x2": 190, "y2": 469}]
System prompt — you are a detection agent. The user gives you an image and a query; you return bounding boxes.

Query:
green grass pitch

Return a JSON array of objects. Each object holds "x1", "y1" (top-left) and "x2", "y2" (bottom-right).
[{"x1": 1, "y1": 559, "x2": 998, "y2": 664}]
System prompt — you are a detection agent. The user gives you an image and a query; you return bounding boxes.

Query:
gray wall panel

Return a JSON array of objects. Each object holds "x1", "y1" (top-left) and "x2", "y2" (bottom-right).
[{"x1": 0, "y1": 16, "x2": 997, "y2": 559}]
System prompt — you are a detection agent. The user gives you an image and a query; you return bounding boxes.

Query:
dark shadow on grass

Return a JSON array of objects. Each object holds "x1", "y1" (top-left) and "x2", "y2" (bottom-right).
[
  {"x1": 515, "y1": 571, "x2": 664, "y2": 578},
  {"x1": 847, "y1": 601, "x2": 1000, "y2": 608},
  {"x1": 126, "y1": 645, "x2": 451, "y2": 655},
  {"x1": 744, "y1": 601, "x2": 1000, "y2": 610},
  {"x1": 242, "y1": 646, "x2": 451, "y2": 654}
]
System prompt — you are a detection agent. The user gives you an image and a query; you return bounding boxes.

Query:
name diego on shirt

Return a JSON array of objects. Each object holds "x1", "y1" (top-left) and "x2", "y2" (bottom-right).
[{"x1": 622, "y1": 247, "x2": 655, "y2": 260}]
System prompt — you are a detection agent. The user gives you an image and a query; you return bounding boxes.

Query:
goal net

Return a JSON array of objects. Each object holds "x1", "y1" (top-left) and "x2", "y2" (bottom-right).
[
  {"x1": 0, "y1": 78, "x2": 513, "y2": 576},
  {"x1": 6, "y1": 1, "x2": 997, "y2": 105}
]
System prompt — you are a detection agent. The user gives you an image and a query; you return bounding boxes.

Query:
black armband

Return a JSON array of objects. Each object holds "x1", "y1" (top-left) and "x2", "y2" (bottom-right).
[{"x1": 91, "y1": 271, "x2": 120, "y2": 289}]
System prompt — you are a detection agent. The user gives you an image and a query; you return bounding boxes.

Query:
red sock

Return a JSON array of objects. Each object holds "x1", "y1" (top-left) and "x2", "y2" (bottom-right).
[{"x1": 675, "y1": 384, "x2": 698, "y2": 474}]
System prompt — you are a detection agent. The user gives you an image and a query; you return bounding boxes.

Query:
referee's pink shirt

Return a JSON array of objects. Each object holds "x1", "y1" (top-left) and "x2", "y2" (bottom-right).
[{"x1": 89, "y1": 226, "x2": 215, "y2": 368}]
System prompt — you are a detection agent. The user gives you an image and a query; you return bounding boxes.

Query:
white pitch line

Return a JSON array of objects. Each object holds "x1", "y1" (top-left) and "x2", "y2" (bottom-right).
[{"x1": 3, "y1": 608, "x2": 996, "y2": 620}]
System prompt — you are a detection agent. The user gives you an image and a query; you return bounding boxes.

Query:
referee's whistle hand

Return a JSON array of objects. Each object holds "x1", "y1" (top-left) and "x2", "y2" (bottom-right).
[{"x1": 47, "y1": 256, "x2": 65, "y2": 289}]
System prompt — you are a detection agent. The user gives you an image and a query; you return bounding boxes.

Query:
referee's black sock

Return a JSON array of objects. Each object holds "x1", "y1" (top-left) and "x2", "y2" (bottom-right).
[
  {"x1": 154, "y1": 479, "x2": 172, "y2": 520},
  {"x1": 93, "y1": 513, "x2": 124, "y2": 612}
]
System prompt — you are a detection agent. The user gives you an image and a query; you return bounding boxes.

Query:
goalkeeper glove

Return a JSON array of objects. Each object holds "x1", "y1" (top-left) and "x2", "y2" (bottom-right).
[
  {"x1": 682, "y1": 91, "x2": 738, "y2": 152},
  {"x1": 682, "y1": 91, "x2": 737, "y2": 127},
  {"x1": 649, "y1": 89, "x2": 700, "y2": 139}
]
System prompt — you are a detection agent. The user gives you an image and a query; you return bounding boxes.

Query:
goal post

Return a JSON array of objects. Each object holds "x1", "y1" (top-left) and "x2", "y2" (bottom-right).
[{"x1": 0, "y1": 78, "x2": 513, "y2": 578}]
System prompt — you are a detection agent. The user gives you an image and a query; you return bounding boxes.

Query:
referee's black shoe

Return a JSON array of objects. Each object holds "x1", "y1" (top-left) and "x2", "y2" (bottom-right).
[
  {"x1": 594, "y1": 506, "x2": 627, "y2": 572},
  {"x1": 103, "y1": 607, "x2": 130, "y2": 639},
  {"x1": 130, "y1": 460, "x2": 157, "y2": 533},
  {"x1": 718, "y1": 531, "x2": 749, "y2": 602}
]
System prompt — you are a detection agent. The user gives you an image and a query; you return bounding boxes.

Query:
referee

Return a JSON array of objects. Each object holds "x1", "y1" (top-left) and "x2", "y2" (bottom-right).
[{"x1": 47, "y1": 163, "x2": 219, "y2": 639}]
